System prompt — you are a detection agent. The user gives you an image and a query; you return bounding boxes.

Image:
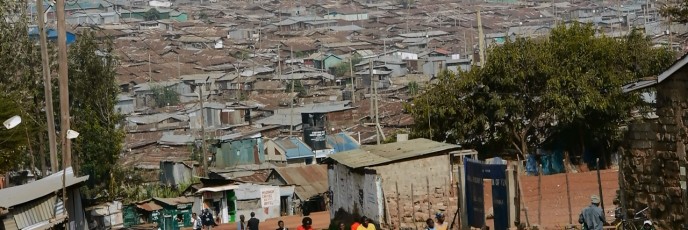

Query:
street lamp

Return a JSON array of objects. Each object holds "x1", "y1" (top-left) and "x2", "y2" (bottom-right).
[{"x1": 3, "y1": 115, "x2": 21, "y2": 129}]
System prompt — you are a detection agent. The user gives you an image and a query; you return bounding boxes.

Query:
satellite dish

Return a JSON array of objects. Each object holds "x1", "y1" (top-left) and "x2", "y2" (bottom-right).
[{"x1": 3, "y1": 115, "x2": 21, "y2": 129}]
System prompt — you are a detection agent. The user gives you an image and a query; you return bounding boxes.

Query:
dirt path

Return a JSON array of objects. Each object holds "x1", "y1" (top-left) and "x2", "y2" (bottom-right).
[{"x1": 483, "y1": 169, "x2": 620, "y2": 230}]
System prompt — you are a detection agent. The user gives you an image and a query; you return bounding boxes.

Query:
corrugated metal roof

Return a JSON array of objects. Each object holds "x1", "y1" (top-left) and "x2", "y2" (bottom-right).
[
  {"x1": 273, "y1": 165, "x2": 328, "y2": 200},
  {"x1": 274, "y1": 137, "x2": 314, "y2": 159},
  {"x1": 153, "y1": 197, "x2": 194, "y2": 206},
  {"x1": 0, "y1": 167, "x2": 88, "y2": 209},
  {"x1": 135, "y1": 201, "x2": 163, "y2": 211},
  {"x1": 328, "y1": 138, "x2": 462, "y2": 169}
]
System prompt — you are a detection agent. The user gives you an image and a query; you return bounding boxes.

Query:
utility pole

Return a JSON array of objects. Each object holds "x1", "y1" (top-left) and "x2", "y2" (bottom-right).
[
  {"x1": 56, "y1": 0, "x2": 72, "y2": 219},
  {"x1": 148, "y1": 53, "x2": 152, "y2": 82},
  {"x1": 477, "y1": 9, "x2": 486, "y2": 67},
  {"x1": 199, "y1": 78, "x2": 208, "y2": 177},
  {"x1": 370, "y1": 59, "x2": 380, "y2": 145},
  {"x1": 289, "y1": 46, "x2": 295, "y2": 137},
  {"x1": 349, "y1": 54, "x2": 355, "y2": 104},
  {"x1": 37, "y1": 0, "x2": 58, "y2": 173}
]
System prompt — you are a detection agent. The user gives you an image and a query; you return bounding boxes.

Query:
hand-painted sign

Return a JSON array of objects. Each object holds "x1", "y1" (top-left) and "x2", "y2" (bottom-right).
[
  {"x1": 260, "y1": 187, "x2": 280, "y2": 207},
  {"x1": 484, "y1": 159, "x2": 509, "y2": 230},
  {"x1": 464, "y1": 158, "x2": 485, "y2": 228}
]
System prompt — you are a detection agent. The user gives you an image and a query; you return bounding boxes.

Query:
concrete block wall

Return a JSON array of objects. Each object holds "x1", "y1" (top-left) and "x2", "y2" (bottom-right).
[{"x1": 622, "y1": 72, "x2": 688, "y2": 229}]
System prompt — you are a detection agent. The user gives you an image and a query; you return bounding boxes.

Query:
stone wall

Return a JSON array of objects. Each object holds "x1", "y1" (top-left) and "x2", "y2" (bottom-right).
[
  {"x1": 623, "y1": 70, "x2": 688, "y2": 229},
  {"x1": 371, "y1": 154, "x2": 457, "y2": 229},
  {"x1": 383, "y1": 183, "x2": 458, "y2": 230}
]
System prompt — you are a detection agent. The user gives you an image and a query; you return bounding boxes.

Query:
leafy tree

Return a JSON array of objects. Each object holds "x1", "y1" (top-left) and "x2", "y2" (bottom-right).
[
  {"x1": 662, "y1": 2, "x2": 688, "y2": 23},
  {"x1": 407, "y1": 23, "x2": 673, "y2": 161},
  {"x1": 68, "y1": 32, "x2": 125, "y2": 197},
  {"x1": 332, "y1": 55, "x2": 362, "y2": 78},
  {"x1": 151, "y1": 85, "x2": 180, "y2": 108},
  {"x1": 0, "y1": 1, "x2": 46, "y2": 174}
]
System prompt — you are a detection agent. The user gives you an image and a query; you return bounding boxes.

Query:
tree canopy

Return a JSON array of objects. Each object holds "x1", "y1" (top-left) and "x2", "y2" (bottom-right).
[
  {"x1": 0, "y1": 1, "x2": 124, "y2": 197},
  {"x1": 407, "y1": 23, "x2": 674, "y2": 162}
]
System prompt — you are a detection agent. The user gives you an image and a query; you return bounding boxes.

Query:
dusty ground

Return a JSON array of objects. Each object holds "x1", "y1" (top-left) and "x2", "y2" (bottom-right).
[
  {"x1": 211, "y1": 211, "x2": 331, "y2": 230},
  {"x1": 484, "y1": 169, "x2": 620, "y2": 230}
]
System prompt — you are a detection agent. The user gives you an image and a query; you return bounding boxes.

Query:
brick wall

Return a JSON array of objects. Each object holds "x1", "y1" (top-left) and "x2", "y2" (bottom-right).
[{"x1": 622, "y1": 69, "x2": 688, "y2": 229}]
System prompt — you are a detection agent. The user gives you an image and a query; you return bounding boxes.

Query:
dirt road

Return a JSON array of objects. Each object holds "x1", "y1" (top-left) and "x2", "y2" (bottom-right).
[
  {"x1": 194, "y1": 170, "x2": 618, "y2": 230},
  {"x1": 484, "y1": 169, "x2": 620, "y2": 230}
]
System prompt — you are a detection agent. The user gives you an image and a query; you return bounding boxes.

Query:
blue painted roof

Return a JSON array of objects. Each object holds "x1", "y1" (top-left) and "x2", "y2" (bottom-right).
[
  {"x1": 274, "y1": 137, "x2": 314, "y2": 160},
  {"x1": 28, "y1": 27, "x2": 76, "y2": 45},
  {"x1": 326, "y1": 133, "x2": 360, "y2": 153}
]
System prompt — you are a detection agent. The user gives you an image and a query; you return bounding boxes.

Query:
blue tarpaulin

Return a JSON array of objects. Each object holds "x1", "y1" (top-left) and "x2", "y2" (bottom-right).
[{"x1": 526, "y1": 149, "x2": 566, "y2": 175}]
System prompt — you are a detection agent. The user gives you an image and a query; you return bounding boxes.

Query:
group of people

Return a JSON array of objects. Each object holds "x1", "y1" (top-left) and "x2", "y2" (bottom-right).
[
  {"x1": 578, "y1": 195, "x2": 655, "y2": 230},
  {"x1": 190, "y1": 210, "x2": 449, "y2": 230},
  {"x1": 423, "y1": 212, "x2": 449, "y2": 230},
  {"x1": 191, "y1": 208, "x2": 218, "y2": 230}
]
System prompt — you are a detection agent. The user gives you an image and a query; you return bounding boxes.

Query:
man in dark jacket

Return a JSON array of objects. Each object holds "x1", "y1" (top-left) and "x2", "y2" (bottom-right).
[
  {"x1": 247, "y1": 212, "x2": 260, "y2": 230},
  {"x1": 201, "y1": 208, "x2": 216, "y2": 230}
]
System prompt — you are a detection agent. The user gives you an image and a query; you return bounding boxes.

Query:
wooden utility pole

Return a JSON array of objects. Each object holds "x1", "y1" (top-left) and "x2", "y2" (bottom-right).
[
  {"x1": 56, "y1": 0, "x2": 72, "y2": 220},
  {"x1": 199, "y1": 79, "x2": 208, "y2": 177},
  {"x1": 370, "y1": 59, "x2": 380, "y2": 145},
  {"x1": 289, "y1": 46, "x2": 295, "y2": 137},
  {"x1": 349, "y1": 55, "x2": 355, "y2": 103},
  {"x1": 37, "y1": 0, "x2": 58, "y2": 173},
  {"x1": 596, "y1": 158, "x2": 605, "y2": 213},
  {"x1": 477, "y1": 9, "x2": 486, "y2": 67},
  {"x1": 565, "y1": 153, "x2": 573, "y2": 225}
]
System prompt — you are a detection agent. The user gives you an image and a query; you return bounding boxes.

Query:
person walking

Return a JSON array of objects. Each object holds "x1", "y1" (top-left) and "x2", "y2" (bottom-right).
[
  {"x1": 276, "y1": 220, "x2": 288, "y2": 230},
  {"x1": 356, "y1": 216, "x2": 376, "y2": 230},
  {"x1": 237, "y1": 215, "x2": 246, "y2": 230},
  {"x1": 192, "y1": 213, "x2": 202, "y2": 230},
  {"x1": 297, "y1": 217, "x2": 314, "y2": 230},
  {"x1": 247, "y1": 212, "x2": 260, "y2": 230},
  {"x1": 350, "y1": 217, "x2": 361, "y2": 230},
  {"x1": 425, "y1": 218, "x2": 436, "y2": 230},
  {"x1": 434, "y1": 212, "x2": 448, "y2": 230},
  {"x1": 201, "y1": 208, "x2": 216, "y2": 230},
  {"x1": 578, "y1": 195, "x2": 606, "y2": 230}
]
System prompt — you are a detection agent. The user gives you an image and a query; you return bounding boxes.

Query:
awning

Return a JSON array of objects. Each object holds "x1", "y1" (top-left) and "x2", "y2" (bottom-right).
[{"x1": 196, "y1": 184, "x2": 240, "y2": 193}]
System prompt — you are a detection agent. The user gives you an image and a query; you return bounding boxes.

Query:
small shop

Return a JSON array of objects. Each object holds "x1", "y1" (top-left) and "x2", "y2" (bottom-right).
[
  {"x1": 127, "y1": 197, "x2": 194, "y2": 230},
  {"x1": 197, "y1": 183, "x2": 294, "y2": 224},
  {"x1": 154, "y1": 197, "x2": 194, "y2": 230}
]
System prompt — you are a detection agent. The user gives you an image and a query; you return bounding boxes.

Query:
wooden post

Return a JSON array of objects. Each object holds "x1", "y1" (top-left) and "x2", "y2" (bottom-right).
[
  {"x1": 618, "y1": 152, "x2": 628, "y2": 224},
  {"x1": 597, "y1": 158, "x2": 605, "y2": 214},
  {"x1": 564, "y1": 153, "x2": 573, "y2": 225},
  {"x1": 517, "y1": 154, "x2": 530, "y2": 228},
  {"x1": 680, "y1": 165, "x2": 687, "y2": 227},
  {"x1": 427, "y1": 176, "x2": 431, "y2": 216},
  {"x1": 396, "y1": 182, "x2": 402, "y2": 229},
  {"x1": 538, "y1": 163, "x2": 542, "y2": 226},
  {"x1": 412, "y1": 183, "x2": 418, "y2": 230}
]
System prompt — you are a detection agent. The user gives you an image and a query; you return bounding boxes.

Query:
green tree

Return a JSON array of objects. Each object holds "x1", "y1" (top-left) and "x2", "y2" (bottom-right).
[
  {"x1": 407, "y1": 23, "x2": 673, "y2": 160},
  {"x1": 67, "y1": 32, "x2": 125, "y2": 197},
  {"x1": 0, "y1": 1, "x2": 46, "y2": 174},
  {"x1": 286, "y1": 80, "x2": 307, "y2": 97},
  {"x1": 151, "y1": 85, "x2": 180, "y2": 108}
]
